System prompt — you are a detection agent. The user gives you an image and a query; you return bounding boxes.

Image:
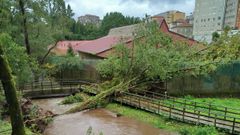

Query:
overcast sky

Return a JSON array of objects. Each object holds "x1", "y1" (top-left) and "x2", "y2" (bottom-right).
[{"x1": 65, "y1": 0, "x2": 195, "y2": 19}]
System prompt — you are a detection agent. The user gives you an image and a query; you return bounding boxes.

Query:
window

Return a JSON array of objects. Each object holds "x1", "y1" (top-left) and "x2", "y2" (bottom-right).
[
  {"x1": 213, "y1": 18, "x2": 215, "y2": 21},
  {"x1": 218, "y1": 17, "x2": 221, "y2": 20},
  {"x1": 208, "y1": 18, "x2": 210, "y2": 21}
]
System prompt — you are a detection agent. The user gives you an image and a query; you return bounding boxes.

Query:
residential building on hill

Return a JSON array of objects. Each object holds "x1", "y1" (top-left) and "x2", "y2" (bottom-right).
[
  {"x1": 224, "y1": 0, "x2": 240, "y2": 29},
  {"x1": 155, "y1": 10, "x2": 186, "y2": 27},
  {"x1": 193, "y1": 0, "x2": 226, "y2": 43},
  {"x1": 186, "y1": 14, "x2": 194, "y2": 25},
  {"x1": 78, "y1": 14, "x2": 100, "y2": 25}
]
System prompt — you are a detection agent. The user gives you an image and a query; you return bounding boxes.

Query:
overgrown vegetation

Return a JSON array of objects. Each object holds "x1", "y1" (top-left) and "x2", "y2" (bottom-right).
[{"x1": 0, "y1": 34, "x2": 39, "y2": 85}]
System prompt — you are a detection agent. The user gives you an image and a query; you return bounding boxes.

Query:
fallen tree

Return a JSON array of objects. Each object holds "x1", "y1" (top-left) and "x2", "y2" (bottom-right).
[{"x1": 66, "y1": 78, "x2": 136, "y2": 113}]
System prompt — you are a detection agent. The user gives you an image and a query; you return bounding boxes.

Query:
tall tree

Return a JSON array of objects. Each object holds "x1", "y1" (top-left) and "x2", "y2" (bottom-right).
[
  {"x1": 0, "y1": 35, "x2": 26, "y2": 135},
  {"x1": 18, "y1": 0, "x2": 31, "y2": 55}
]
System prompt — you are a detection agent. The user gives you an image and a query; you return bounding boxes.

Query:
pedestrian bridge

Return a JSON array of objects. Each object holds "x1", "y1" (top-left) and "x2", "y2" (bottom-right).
[{"x1": 19, "y1": 80, "x2": 92, "y2": 98}]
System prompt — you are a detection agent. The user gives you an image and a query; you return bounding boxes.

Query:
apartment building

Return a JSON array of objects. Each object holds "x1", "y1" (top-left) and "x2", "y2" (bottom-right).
[
  {"x1": 224, "y1": 0, "x2": 240, "y2": 29},
  {"x1": 193, "y1": 0, "x2": 226, "y2": 43},
  {"x1": 155, "y1": 10, "x2": 186, "y2": 26}
]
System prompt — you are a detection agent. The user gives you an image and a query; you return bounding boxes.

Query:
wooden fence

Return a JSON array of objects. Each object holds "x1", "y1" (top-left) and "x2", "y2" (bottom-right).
[{"x1": 115, "y1": 91, "x2": 240, "y2": 134}]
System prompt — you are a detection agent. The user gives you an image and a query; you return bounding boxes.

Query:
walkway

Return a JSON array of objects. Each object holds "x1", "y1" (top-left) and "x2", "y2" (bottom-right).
[{"x1": 114, "y1": 91, "x2": 240, "y2": 134}]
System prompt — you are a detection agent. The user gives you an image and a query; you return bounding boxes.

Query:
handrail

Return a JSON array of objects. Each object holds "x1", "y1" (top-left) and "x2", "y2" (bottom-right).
[
  {"x1": 135, "y1": 90, "x2": 240, "y2": 112},
  {"x1": 118, "y1": 92, "x2": 240, "y2": 134},
  {"x1": 123, "y1": 92, "x2": 240, "y2": 121}
]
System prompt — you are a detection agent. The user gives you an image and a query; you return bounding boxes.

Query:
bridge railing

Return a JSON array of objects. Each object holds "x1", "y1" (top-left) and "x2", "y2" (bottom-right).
[
  {"x1": 117, "y1": 92, "x2": 240, "y2": 134},
  {"x1": 20, "y1": 79, "x2": 93, "y2": 97}
]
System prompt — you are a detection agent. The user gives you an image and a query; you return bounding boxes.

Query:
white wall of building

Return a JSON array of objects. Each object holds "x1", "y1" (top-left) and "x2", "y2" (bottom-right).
[{"x1": 193, "y1": 0, "x2": 226, "y2": 43}]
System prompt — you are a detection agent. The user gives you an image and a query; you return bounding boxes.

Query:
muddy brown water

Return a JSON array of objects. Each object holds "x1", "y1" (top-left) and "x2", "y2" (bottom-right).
[{"x1": 33, "y1": 98, "x2": 176, "y2": 135}]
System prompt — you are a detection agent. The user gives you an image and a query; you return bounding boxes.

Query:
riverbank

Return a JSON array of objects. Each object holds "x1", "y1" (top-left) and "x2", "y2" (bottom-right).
[
  {"x1": 0, "y1": 120, "x2": 36, "y2": 135},
  {"x1": 106, "y1": 103, "x2": 223, "y2": 135},
  {"x1": 32, "y1": 98, "x2": 174, "y2": 135}
]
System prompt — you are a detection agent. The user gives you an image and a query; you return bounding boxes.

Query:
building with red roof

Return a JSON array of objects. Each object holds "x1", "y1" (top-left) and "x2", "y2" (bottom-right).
[{"x1": 51, "y1": 17, "x2": 198, "y2": 59}]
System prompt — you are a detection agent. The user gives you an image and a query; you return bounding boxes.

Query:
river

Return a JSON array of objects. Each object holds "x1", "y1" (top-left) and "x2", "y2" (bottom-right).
[{"x1": 33, "y1": 98, "x2": 176, "y2": 135}]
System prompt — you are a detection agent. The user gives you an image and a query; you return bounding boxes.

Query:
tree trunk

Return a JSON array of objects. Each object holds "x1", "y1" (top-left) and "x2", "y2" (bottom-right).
[
  {"x1": 19, "y1": 0, "x2": 31, "y2": 55},
  {"x1": 40, "y1": 41, "x2": 58, "y2": 64},
  {"x1": 0, "y1": 44, "x2": 26, "y2": 135}
]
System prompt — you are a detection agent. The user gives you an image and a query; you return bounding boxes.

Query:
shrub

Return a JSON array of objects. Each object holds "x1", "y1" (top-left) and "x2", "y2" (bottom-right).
[{"x1": 61, "y1": 94, "x2": 83, "y2": 104}]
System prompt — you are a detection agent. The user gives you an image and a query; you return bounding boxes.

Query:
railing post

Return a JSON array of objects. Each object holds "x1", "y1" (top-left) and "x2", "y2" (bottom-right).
[
  {"x1": 232, "y1": 118, "x2": 236, "y2": 134},
  {"x1": 50, "y1": 81, "x2": 53, "y2": 93},
  {"x1": 183, "y1": 107, "x2": 186, "y2": 121},
  {"x1": 41, "y1": 82, "x2": 43, "y2": 94},
  {"x1": 169, "y1": 104, "x2": 172, "y2": 119},
  {"x1": 197, "y1": 111, "x2": 200, "y2": 125},
  {"x1": 130, "y1": 95, "x2": 132, "y2": 105},
  {"x1": 194, "y1": 102, "x2": 197, "y2": 113},
  {"x1": 148, "y1": 99, "x2": 150, "y2": 110},
  {"x1": 208, "y1": 103, "x2": 211, "y2": 117},
  {"x1": 121, "y1": 96, "x2": 123, "y2": 105},
  {"x1": 224, "y1": 107, "x2": 227, "y2": 120},
  {"x1": 138, "y1": 97, "x2": 140, "y2": 108},
  {"x1": 214, "y1": 114, "x2": 217, "y2": 127}
]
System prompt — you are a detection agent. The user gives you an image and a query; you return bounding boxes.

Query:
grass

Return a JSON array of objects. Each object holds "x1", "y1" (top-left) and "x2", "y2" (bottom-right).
[
  {"x1": 162, "y1": 96, "x2": 240, "y2": 121},
  {"x1": 0, "y1": 120, "x2": 37, "y2": 135},
  {"x1": 106, "y1": 103, "x2": 223, "y2": 135}
]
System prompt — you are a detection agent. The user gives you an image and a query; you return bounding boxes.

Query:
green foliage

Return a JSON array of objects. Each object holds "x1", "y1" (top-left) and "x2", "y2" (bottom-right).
[
  {"x1": 0, "y1": 33, "x2": 39, "y2": 85},
  {"x1": 47, "y1": 55, "x2": 83, "y2": 75},
  {"x1": 100, "y1": 12, "x2": 141, "y2": 35},
  {"x1": 61, "y1": 94, "x2": 83, "y2": 104},
  {"x1": 212, "y1": 32, "x2": 220, "y2": 42},
  {"x1": 97, "y1": 22, "x2": 198, "y2": 81},
  {"x1": 68, "y1": 12, "x2": 141, "y2": 40}
]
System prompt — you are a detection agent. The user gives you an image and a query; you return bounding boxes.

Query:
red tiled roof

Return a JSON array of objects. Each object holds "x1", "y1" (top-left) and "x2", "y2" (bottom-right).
[
  {"x1": 73, "y1": 36, "x2": 129, "y2": 55},
  {"x1": 53, "y1": 36, "x2": 131, "y2": 57},
  {"x1": 52, "y1": 17, "x2": 198, "y2": 57}
]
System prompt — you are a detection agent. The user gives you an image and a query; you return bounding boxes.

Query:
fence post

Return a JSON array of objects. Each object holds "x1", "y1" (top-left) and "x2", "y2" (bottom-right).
[
  {"x1": 197, "y1": 111, "x2": 200, "y2": 125},
  {"x1": 232, "y1": 118, "x2": 236, "y2": 134},
  {"x1": 214, "y1": 114, "x2": 217, "y2": 127},
  {"x1": 208, "y1": 103, "x2": 211, "y2": 117},
  {"x1": 183, "y1": 107, "x2": 186, "y2": 121},
  {"x1": 138, "y1": 97, "x2": 140, "y2": 108},
  {"x1": 121, "y1": 96, "x2": 123, "y2": 105},
  {"x1": 158, "y1": 101, "x2": 160, "y2": 114},
  {"x1": 224, "y1": 107, "x2": 227, "y2": 120},
  {"x1": 50, "y1": 81, "x2": 53, "y2": 93},
  {"x1": 130, "y1": 95, "x2": 132, "y2": 105},
  {"x1": 194, "y1": 102, "x2": 197, "y2": 113},
  {"x1": 41, "y1": 82, "x2": 43, "y2": 94},
  {"x1": 169, "y1": 104, "x2": 172, "y2": 119}
]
